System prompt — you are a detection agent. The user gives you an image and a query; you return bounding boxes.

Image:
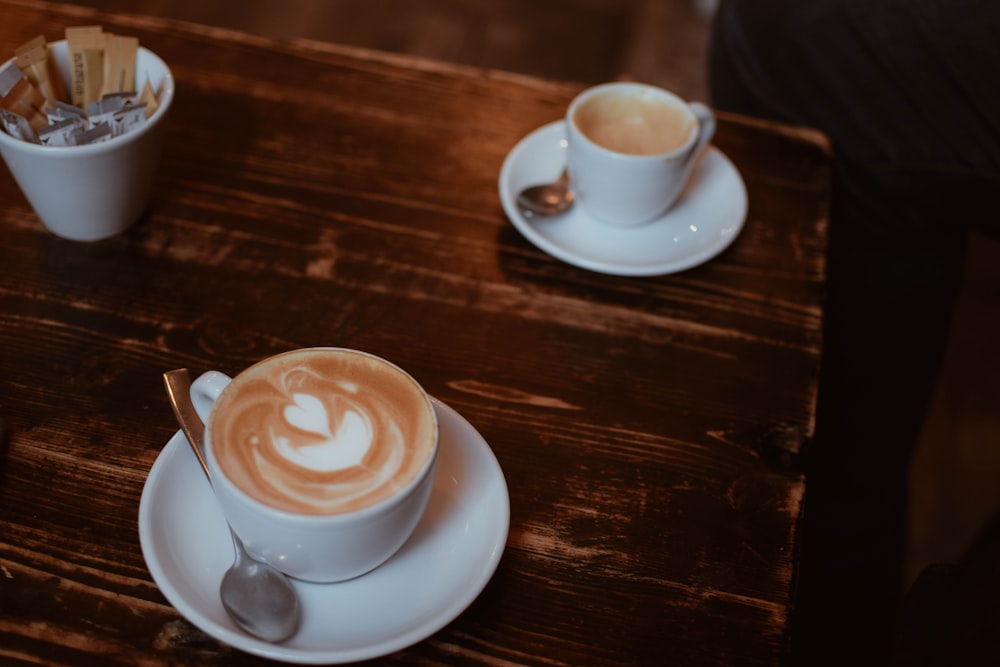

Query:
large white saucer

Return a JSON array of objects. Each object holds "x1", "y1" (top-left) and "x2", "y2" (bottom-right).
[
  {"x1": 139, "y1": 399, "x2": 510, "y2": 664},
  {"x1": 499, "y1": 121, "x2": 748, "y2": 276}
]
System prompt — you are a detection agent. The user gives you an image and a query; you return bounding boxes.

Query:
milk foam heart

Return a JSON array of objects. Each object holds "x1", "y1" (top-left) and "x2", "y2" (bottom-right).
[{"x1": 278, "y1": 392, "x2": 374, "y2": 472}]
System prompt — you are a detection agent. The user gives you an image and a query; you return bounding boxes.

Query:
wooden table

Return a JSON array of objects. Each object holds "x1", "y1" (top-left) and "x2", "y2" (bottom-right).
[{"x1": 0, "y1": 1, "x2": 831, "y2": 664}]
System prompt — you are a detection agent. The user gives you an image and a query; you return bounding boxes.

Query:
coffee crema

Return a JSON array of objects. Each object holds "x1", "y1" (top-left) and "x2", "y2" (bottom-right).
[
  {"x1": 208, "y1": 349, "x2": 437, "y2": 516},
  {"x1": 573, "y1": 91, "x2": 695, "y2": 156}
]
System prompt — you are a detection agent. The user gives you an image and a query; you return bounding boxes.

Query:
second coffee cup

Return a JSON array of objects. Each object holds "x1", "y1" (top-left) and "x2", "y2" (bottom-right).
[
  {"x1": 190, "y1": 347, "x2": 439, "y2": 583},
  {"x1": 566, "y1": 81, "x2": 715, "y2": 227}
]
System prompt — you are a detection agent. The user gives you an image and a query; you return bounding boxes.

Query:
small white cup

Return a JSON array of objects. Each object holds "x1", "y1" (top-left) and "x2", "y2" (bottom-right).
[
  {"x1": 566, "y1": 81, "x2": 715, "y2": 227},
  {"x1": 190, "y1": 348, "x2": 439, "y2": 583},
  {"x1": 0, "y1": 41, "x2": 174, "y2": 241}
]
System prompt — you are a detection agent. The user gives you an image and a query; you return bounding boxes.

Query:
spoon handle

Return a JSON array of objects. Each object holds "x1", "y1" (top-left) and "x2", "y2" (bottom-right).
[
  {"x1": 163, "y1": 368, "x2": 303, "y2": 643},
  {"x1": 162, "y1": 369, "x2": 212, "y2": 481}
]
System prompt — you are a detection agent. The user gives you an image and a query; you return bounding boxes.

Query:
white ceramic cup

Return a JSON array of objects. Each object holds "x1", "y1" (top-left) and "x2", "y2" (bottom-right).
[
  {"x1": 0, "y1": 40, "x2": 174, "y2": 241},
  {"x1": 566, "y1": 81, "x2": 715, "y2": 227},
  {"x1": 190, "y1": 348, "x2": 440, "y2": 583}
]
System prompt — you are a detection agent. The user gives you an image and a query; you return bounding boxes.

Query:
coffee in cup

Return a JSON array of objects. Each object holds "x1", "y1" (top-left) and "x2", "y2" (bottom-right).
[
  {"x1": 191, "y1": 347, "x2": 439, "y2": 583},
  {"x1": 566, "y1": 82, "x2": 715, "y2": 227},
  {"x1": 572, "y1": 90, "x2": 697, "y2": 156}
]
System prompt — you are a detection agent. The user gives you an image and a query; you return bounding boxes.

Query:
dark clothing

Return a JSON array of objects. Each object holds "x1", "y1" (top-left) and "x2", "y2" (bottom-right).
[
  {"x1": 895, "y1": 512, "x2": 1000, "y2": 666},
  {"x1": 709, "y1": 1, "x2": 1000, "y2": 664}
]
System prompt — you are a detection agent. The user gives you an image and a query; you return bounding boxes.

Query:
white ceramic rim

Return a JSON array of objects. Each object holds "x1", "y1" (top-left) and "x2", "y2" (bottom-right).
[{"x1": 203, "y1": 347, "x2": 441, "y2": 524}]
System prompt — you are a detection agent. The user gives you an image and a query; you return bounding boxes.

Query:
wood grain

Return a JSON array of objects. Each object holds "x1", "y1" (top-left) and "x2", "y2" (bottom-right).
[{"x1": 0, "y1": 1, "x2": 830, "y2": 664}]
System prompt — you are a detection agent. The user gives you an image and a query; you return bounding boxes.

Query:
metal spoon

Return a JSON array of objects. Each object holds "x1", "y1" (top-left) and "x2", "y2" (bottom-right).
[
  {"x1": 516, "y1": 168, "x2": 574, "y2": 216},
  {"x1": 163, "y1": 369, "x2": 302, "y2": 643}
]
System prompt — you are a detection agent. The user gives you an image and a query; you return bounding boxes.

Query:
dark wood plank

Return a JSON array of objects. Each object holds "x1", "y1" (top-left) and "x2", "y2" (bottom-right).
[
  {"x1": 0, "y1": 1, "x2": 829, "y2": 664},
  {"x1": 84, "y1": 0, "x2": 631, "y2": 83}
]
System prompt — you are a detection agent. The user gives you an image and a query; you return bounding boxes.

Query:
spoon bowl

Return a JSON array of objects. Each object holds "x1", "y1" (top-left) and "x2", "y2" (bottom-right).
[
  {"x1": 220, "y1": 528, "x2": 301, "y2": 642},
  {"x1": 163, "y1": 369, "x2": 302, "y2": 643},
  {"x1": 516, "y1": 168, "x2": 574, "y2": 216}
]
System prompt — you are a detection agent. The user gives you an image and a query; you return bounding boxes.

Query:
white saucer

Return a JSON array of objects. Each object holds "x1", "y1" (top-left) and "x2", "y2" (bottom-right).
[
  {"x1": 499, "y1": 121, "x2": 748, "y2": 276},
  {"x1": 139, "y1": 399, "x2": 510, "y2": 664}
]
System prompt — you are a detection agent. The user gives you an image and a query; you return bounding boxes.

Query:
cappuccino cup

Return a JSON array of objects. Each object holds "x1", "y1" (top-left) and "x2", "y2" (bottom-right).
[
  {"x1": 566, "y1": 81, "x2": 715, "y2": 226},
  {"x1": 190, "y1": 347, "x2": 439, "y2": 583}
]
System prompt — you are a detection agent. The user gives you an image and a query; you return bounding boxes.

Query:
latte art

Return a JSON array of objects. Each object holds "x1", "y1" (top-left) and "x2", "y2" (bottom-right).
[
  {"x1": 209, "y1": 349, "x2": 436, "y2": 515},
  {"x1": 277, "y1": 392, "x2": 375, "y2": 472}
]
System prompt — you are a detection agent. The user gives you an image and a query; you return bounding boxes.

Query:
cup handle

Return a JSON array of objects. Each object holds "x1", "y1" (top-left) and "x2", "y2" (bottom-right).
[
  {"x1": 682, "y1": 101, "x2": 716, "y2": 183},
  {"x1": 190, "y1": 370, "x2": 233, "y2": 425},
  {"x1": 690, "y1": 102, "x2": 716, "y2": 155}
]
